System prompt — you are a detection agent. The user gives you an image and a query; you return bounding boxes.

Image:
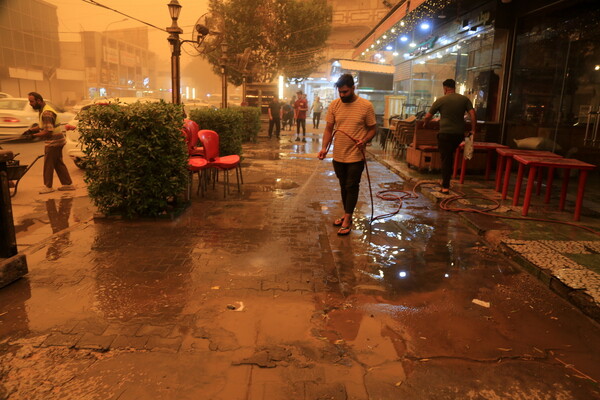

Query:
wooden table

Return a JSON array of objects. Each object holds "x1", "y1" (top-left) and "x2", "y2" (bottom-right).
[
  {"x1": 453, "y1": 142, "x2": 508, "y2": 184},
  {"x1": 512, "y1": 155, "x2": 596, "y2": 221},
  {"x1": 496, "y1": 148, "x2": 563, "y2": 199}
]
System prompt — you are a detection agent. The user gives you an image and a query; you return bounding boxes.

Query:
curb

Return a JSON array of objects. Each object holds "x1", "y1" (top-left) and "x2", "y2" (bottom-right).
[{"x1": 370, "y1": 150, "x2": 600, "y2": 323}]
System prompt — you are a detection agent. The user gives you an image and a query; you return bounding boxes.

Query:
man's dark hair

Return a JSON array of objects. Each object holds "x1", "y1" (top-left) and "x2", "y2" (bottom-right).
[
  {"x1": 28, "y1": 92, "x2": 44, "y2": 102},
  {"x1": 296, "y1": 90, "x2": 303, "y2": 95},
  {"x1": 335, "y1": 74, "x2": 355, "y2": 88},
  {"x1": 442, "y1": 79, "x2": 456, "y2": 89}
]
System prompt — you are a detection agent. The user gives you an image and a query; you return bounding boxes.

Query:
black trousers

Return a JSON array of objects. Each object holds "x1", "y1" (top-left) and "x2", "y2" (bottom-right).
[
  {"x1": 437, "y1": 133, "x2": 464, "y2": 189},
  {"x1": 313, "y1": 112, "x2": 321, "y2": 128},
  {"x1": 333, "y1": 160, "x2": 365, "y2": 214},
  {"x1": 296, "y1": 118, "x2": 306, "y2": 135},
  {"x1": 268, "y1": 118, "x2": 281, "y2": 138}
]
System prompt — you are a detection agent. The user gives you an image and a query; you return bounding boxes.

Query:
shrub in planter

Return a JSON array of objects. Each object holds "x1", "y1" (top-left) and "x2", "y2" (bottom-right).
[
  {"x1": 230, "y1": 106, "x2": 261, "y2": 142},
  {"x1": 78, "y1": 101, "x2": 188, "y2": 218},
  {"x1": 189, "y1": 108, "x2": 244, "y2": 156}
]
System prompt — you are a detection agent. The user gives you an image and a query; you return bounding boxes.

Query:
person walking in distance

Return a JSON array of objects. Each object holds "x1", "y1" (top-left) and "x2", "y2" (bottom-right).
[
  {"x1": 268, "y1": 95, "x2": 283, "y2": 139},
  {"x1": 310, "y1": 96, "x2": 324, "y2": 129},
  {"x1": 294, "y1": 91, "x2": 308, "y2": 142},
  {"x1": 423, "y1": 79, "x2": 476, "y2": 194},
  {"x1": 27, "y1": 92, "x2": 75, "y2": 194},
  {"x1": 318, "y1": 74, "x2": 377, "y2": 236}
]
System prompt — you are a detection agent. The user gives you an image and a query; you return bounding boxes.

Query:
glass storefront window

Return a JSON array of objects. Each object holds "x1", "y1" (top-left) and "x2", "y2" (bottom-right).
[
  {"x1": 505, "y1": 1, "x2": 600, "y2": 156},
  {"x1": 397, "y1": 28, "x2": 500, "y2": 121}
]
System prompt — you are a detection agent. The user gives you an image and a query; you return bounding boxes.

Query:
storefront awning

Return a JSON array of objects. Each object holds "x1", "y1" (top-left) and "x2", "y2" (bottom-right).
[
  {"x1": 334, "y1": 60, "x2": 394, "y2": 74},
  {"x1": 352, "y1": 0, "x2": 428, "y2": 58}
]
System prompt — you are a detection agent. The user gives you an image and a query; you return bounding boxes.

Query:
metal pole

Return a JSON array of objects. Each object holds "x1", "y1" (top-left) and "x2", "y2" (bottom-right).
[
  {"x1": 221, "y1": 65, "x2": 228, "y2": 109},
  {"x1": 170, "y1": 36, "x2": 181, "y2": 104}
]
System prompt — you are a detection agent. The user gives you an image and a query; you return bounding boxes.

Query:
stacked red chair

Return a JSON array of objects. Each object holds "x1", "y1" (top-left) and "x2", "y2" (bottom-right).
[
  {"x1": 198, "y1": 129, "x2": 243, "y2": 197},
  {"x1": 182, "y1": 119, "x2": 208, "y2": 196}
]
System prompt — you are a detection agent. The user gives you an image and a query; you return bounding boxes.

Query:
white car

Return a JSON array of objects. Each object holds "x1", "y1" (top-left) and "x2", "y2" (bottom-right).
[
  {"x1": 64, "y1": 97, "x2": 162, "y2": 168},
  {"x1": 0, "y1": 98, "x2": 74, "y2": 139}
]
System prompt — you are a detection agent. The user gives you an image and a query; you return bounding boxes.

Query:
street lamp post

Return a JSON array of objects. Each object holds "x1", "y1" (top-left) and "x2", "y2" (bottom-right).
[
  {"x1": 166, "y1": 0, "x2": 183, "y2": 104},
  {"x1": 220, "y1": 42, "x2": 228, "y2": 109}
]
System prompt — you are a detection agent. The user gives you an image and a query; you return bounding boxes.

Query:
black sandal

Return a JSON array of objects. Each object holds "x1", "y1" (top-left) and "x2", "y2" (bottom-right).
[{"x1": 337, "y1": 223, "x2": 352, "y2": 236}]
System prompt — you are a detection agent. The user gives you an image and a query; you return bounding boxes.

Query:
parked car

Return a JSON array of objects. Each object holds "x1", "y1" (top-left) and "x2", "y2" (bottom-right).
[
  {"x1": 64, "y1": 97, "x2": 162, "y2": 169},
  {"x1": 0, "y1": 97, "x2": 74, "y2": 140},
  {"x1": 183, "y1": 99, "x2": 217, "y2": 115}
]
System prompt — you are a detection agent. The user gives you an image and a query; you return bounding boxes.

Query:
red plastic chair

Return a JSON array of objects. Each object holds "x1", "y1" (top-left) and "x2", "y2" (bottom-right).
[
  {"x1": 182, "y1": 119, "x2": 204, "y2": 157},
  {"x1": 187, "y1": 156, "x2": 209, "y2": 196},
  {"x1": 198, "y1": 129, "x2": 243, "y2": 197}
]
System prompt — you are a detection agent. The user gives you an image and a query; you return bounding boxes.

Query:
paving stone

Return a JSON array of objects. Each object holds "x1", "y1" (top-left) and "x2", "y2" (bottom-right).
[
  {"x1": 136, "y1": 324, "x2": 174, "y2": 337},
  {"x1": 71, "y1": 318, "x2": 109, "y2": 335},
  {"x1": 145, "y1": 336, "x2": 183, "y2": 352},
  {"x1": 110, "y1": 335, "x2": 149, "y2": 350},
  {"x1": 75, "y1": 333, "x2": 115, "y2": 351},
  {"x1": 42, "y1": 332, "x2": 81, "y2": 348},
  {"x1": 103, "y1": 323, "x2": 142, "y2": 336}
]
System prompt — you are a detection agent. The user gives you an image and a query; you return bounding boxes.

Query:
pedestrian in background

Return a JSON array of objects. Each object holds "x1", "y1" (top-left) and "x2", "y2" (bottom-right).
[
  {"x1": 282, "y1": 102, "x2": 293, "y2": 131},
  {"x1": 294, "y1": 91, "x2": 308, "y2": 142},
  {"x1": 423, "y1": 79, "x2": 476, "y2": 194},
  {"x1": 311, "y1": 96, "x2": 324, "y2": 129},
  {"x1": 318, "y1": 74, "x2": 376, "y2": 236},
  {"x1": 27, "y1": 92, "x2": 75, "y2": 194},
  {"x1": 268, "y1": 95, "x2": 283, "y2": 139}
]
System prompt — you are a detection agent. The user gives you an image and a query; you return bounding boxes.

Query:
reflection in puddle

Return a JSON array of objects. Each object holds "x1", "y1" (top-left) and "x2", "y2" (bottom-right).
[{"x1": 45, "y1": 198, "x2": 73, "y2": 261}]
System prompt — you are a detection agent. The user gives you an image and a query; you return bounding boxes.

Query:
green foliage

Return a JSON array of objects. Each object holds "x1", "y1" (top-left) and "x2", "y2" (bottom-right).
[
  {"x1": 207, "y1": 0, "x2": 332, "y2": 84},
  {"x1": 189, "y1": 107, "x2": 243, "y2": 157},
  {"x1": 77, "y1": 101, "x2": 188, "y2": 218},
  {"x1": 230, "y1": 106, "x2": 261, "y2": 142}
]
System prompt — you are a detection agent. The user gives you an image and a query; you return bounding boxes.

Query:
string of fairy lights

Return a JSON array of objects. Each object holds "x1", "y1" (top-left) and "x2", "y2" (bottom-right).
[{"x1": 357, "y1": 0, "x2": 454, "y2": 62}]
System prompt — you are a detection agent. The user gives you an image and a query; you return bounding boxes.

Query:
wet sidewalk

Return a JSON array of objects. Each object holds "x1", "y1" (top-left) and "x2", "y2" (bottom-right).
[
  {"x1": 368, "y1": 140, "x2": 600, "y2": 322},
  {"x1": 1, "y1": 126, "x2": 600, "y2": 399}
]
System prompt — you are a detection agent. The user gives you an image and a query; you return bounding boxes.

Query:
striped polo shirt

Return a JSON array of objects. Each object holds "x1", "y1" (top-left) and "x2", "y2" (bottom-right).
[{"x1": 325, "y1": 96, "x2": 376, "y2": 163}]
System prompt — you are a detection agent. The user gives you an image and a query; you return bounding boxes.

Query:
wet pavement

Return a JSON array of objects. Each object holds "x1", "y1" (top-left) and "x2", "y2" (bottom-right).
[{"x1": 1, "y1": 128, "x2": 600, "y2": 399}]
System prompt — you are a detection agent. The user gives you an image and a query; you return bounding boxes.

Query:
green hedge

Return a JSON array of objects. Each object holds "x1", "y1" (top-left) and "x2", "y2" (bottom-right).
[
  {"x1": 189, "y1": 106, "x2": 261, "y2": 155},
  {"x1": 231, "y1": 106, "x2": 261, "y2": 142},
  {"x1": 78, "y1": 101, "x2": 188, "y2": 218}
]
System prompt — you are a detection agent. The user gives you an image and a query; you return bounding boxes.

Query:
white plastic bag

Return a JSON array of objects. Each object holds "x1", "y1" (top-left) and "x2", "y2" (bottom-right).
[{"x1": 464, "y1": 135, "x2": 474, "y2": 160}]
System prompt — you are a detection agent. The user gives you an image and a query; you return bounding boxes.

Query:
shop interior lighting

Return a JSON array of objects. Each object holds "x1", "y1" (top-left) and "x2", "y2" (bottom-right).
[
  {"x1": 400, "y1": 21, "x2": 405, "y2": 27},
  {"x1": 391, "y1": 28, "x2": 396, "y2": 33},
  {"x1": 379, "y1": 58, "x2": 386, "y2": 63},
  {"x1": 393, "y1": 51, "x2": 399, "y2": 56},
  {"x1": 400, "y1": 35, "x2": 408, "y2": 42},
  {"x1": 595, "y1": 65, "x2": 600, "y2": 71},
  {"x1": 374, "y1": 53, "x2": 382, "y2": 58},
  {"x1": 383, "y1": 35, "x2": 387, "y2": 39},
  {"x1": 386, "y1": 45, "x2": 393, "y2": 50},
  {"x1": 420, "y1": 22, "x2": 430, "y2": 30},
  {"x1": 409, "y1": 42, "x2": 417, "y2": 47}
]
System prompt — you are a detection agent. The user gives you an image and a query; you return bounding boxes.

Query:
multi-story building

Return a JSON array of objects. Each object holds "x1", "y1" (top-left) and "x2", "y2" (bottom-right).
[
  {"x1": 0, "y1": 0, "x2": 160, "y2": 106},
  {"x1": 302, "y1": 0, "x2": 400, "y2": 109},
  {"x1": 0, "y1": 0, "x2": 62, "y2": 100},
  {"x1": 79, "y1": 27, "x2": 160, "y2": 100}
]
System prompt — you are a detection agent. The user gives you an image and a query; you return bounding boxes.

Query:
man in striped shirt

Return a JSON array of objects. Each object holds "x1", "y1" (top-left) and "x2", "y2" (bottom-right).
[
  {"x1": 318, "y1": 74, "x2": 377, "y2": 236},
  {"x1": 28, "y1": 92, "x2": 75, "y2": 194}
]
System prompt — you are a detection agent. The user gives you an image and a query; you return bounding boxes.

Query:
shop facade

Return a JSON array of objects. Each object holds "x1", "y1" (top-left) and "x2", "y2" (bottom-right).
[
  {"x1": 502, "y1": 0, "x2": 600, "y2": 163},
  {"x1": 353, "y1": 0, "x2": 600, "y2": 160}
]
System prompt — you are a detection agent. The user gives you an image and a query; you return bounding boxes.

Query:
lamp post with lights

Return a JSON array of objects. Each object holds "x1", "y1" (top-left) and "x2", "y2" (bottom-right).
[
  {"x1": 166, "y1": 0, "x2": 183, "y2": 104},
  {"x1": 220, "y1": 42, "x2": 228, "y2": 109}
]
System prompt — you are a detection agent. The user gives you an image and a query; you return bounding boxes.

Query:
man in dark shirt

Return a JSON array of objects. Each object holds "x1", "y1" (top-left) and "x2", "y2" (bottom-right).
[
  {"x1": 268, "y1": 96, "x2": 283, "y2": 139},
  {"x1": 423, "y1": 79, "x2": 476, "y2": 194}
]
